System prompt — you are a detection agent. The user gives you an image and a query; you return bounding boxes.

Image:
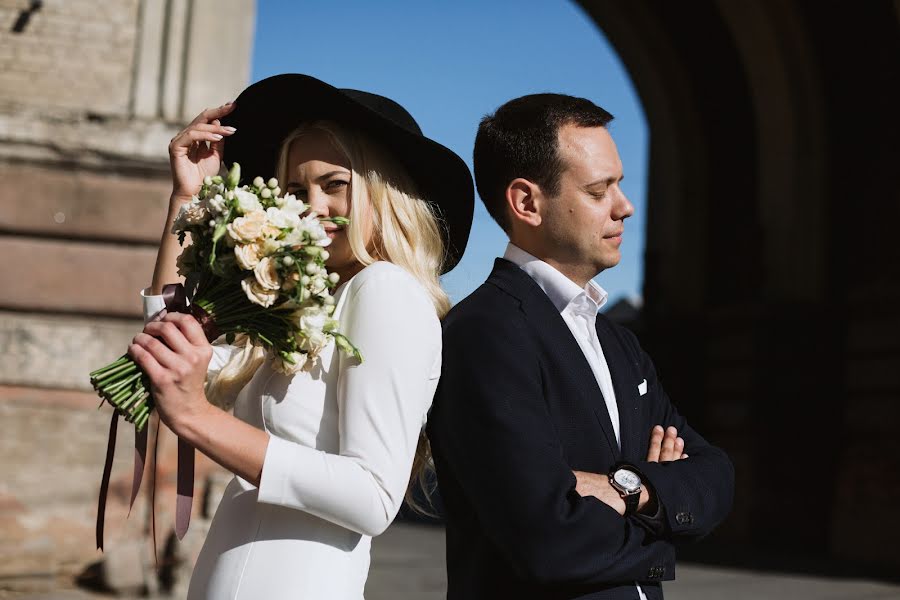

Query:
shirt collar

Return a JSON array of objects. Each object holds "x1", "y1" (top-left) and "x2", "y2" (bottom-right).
[{"x1": 503, "y1": 242, "x2": 608, "y2": 315}]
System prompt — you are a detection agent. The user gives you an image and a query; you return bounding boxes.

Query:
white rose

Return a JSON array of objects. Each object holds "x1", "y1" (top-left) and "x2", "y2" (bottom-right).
[
  {"x1": 261, "y1": 237, "x2": 281, "y2": 255},
  {"x1": 234, "y1": 242, "x2": 261, "y2": 270},
  {"x1": 305, "y1": 328, "x2": 328, "y2": 350},
  {"x1": 233, "y1": 188, "x2": 263, "y2": 214},
  {"x1": 280, "y1": 193, "x2": 307, "y2": 216},
  {"x1": 227, "y1": 209, "x2": 267, "y2": 243},
  {"x1": 171, "y1": 199, "x2": 208, "y2": 231},
  {"x1": 266, "y1": 206, "x2": 300, "y2": 229},
  {"x1": 294, "y1": 306, "x2": 330, "y2": 350},
  {"x1": 241, "y1": 277, "x2": 278, "y2": 307},
  {"x1": 254, "y1": 256, "x2": 282, "y2": 290}
]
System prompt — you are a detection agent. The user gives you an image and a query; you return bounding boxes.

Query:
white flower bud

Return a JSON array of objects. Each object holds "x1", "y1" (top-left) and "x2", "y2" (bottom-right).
[
  {"x1": 226, "y1": 190, "x2": 235, "y2": 200},
  {"x1": 261, "y1": 188, "x2": 272, "y2": 199},
  {"x1": 275, "y1": 196, "x2": 285, "y2": 207},
  {"x1": 203, "y1": 175, "x2": 213, "y2": 186},
  {"x1": 305, "y1": 262, "x2": 318, "y2": 275},
  {"x1": 282, "y1": 255, "x2": 294, "y2": 266},
  {"x1": 320, "y1": 250, "x2": 330, "y2": 261},
  {"x1": 326, "y1": 304, "x2": 335, "y2": 315},
  {"x1": 328, "y1": 272, "x2": 340, "y2": 284},
  {"x1": 301, "y1": 275, "x2": 311, "y2": 286},
  {"x1": 273, "y1": 186, "x2": 281, "y2": 197},
  {"x1": 208, "y1": 219, "x2": 217, "y2": 228},
  {"x1": 253, "y1": 176, "x2": 265, "y2": 188},
  {"x1": 267, "y1": 178, "x2": 278, "y2": 189},
  {"x1": 324, "y1": 294, "x2": 335, "y2": 305}
]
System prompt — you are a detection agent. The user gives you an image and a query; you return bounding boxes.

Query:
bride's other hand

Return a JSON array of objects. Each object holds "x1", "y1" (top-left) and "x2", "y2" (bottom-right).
[
  {"x1": 127, "y1": 312, "x2": 214, "y2": 433},
  {"x1": 168, "y1": 103, "x2": 238, "y2": 203}
]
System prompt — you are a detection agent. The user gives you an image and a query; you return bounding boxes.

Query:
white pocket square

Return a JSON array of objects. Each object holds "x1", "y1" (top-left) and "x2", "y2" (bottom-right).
[{"x1": 638, "y1": 379, "x2": 648, "y2": 396}]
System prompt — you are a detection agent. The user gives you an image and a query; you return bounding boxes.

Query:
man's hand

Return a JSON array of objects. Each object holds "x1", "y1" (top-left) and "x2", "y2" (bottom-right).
[
  {"x1": 647, "y1": 425, "x2": 688, "y2": 462},
  {"x1": 571, "y1": 425, "x2": 689, "y2": 516}
]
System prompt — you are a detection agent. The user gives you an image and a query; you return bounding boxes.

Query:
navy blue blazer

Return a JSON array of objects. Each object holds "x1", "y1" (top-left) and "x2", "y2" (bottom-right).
[{"x1": 427, "y1": 258, "x2": 735, "y2": 600}]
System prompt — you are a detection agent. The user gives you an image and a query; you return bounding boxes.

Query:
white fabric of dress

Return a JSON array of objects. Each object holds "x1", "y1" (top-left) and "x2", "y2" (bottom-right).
[{"x1": 141, "y1": 261, "x2": 441, "y2": 599}]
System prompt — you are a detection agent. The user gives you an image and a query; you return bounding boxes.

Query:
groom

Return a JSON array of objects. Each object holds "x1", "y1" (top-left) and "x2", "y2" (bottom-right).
[{"x1": 427, "y1": 94, "x2": 734, "y2": 600}]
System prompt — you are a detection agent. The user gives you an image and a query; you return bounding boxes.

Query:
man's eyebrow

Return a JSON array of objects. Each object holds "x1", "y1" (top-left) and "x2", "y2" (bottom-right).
[{"x1": 584, "y1": 175, "x2": 623, "y2": 187}]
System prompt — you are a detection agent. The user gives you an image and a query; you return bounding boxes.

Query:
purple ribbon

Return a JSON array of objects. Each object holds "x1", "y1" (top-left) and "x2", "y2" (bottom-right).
[{"x1": 96, "y1": 282, "x2": 220, "y2": 560}]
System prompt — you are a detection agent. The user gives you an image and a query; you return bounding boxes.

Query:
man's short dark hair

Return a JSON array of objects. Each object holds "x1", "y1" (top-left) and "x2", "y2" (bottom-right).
[{"x1": 473, "y1": 93, "x2": 613, "y2": 232}]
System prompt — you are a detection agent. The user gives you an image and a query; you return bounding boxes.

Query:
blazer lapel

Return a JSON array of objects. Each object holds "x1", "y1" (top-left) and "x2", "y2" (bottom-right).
[
  {"x1": 487, "y1": 259, "x2": 620, "y2": 459},
  {"x1": 595, "y1": 317, "x2": 640, "y2": 461}
]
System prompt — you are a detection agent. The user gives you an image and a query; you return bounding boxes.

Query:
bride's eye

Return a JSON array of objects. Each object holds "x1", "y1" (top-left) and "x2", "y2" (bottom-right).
[
  {"x1": 288, "y1": 186, "x2": 307, "y2": 199},
  {"x1": 326, "y1": 180, "x2": 349, "y2": 192}
]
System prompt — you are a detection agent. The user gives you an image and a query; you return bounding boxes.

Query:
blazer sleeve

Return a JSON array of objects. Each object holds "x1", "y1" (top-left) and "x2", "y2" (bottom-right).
[
  {"x1": 619, "y1": 327, "x2": 735, "y2": 541},
  {"x1": 430, "y1": 310, "x2": 675, "y2": 586},
  {"x1": 255, "y1": 266, "x2": 441, "y2": 536}
]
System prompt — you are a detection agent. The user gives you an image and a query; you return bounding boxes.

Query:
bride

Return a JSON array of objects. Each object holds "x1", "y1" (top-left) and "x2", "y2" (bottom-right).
[{"x1": 128, "y1": 73, "x2": 473, "y2": 599}]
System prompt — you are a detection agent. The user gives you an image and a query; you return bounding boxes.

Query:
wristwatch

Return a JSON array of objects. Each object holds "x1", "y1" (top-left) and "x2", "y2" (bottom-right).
[{"x1": 608, "y1": 465, "x2": 642, "y2": 516}]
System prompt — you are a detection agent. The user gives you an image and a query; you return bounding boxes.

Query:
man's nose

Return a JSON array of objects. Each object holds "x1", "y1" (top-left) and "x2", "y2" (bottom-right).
[{"x1": 613, "y1": 189, "x2": 635, "y2": 220}]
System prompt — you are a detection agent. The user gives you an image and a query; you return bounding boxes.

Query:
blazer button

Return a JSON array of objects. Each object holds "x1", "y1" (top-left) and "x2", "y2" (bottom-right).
[{"x1": 676, "y1": 512, "x2": 689, "y2": 525}]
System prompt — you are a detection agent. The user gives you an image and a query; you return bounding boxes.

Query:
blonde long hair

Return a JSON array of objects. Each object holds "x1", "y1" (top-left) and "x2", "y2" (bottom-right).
[{"x1": 206, "y1": 120, "x2": 449, "y2": 512}]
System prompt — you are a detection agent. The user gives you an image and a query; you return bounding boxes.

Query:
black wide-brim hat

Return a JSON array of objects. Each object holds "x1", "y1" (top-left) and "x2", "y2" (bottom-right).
[{"x1": 220, "y1": 73, "x2": 474, "y2": 274}]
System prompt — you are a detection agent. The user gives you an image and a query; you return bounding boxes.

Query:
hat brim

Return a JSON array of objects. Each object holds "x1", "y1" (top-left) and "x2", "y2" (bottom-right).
[{"x1": 221, "y1": 74, "x2": 474, "y2": 274}]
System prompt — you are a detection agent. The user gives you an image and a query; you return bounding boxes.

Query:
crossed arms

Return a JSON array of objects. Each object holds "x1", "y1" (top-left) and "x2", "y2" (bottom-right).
[{"x1": 430, "y1": 313, "x2": 734, "y2": 586}]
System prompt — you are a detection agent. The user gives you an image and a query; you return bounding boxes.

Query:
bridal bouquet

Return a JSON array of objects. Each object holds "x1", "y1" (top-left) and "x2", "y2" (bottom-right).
[{"x1": 89, "y1": 163, "x2": 362, "y2": 432}]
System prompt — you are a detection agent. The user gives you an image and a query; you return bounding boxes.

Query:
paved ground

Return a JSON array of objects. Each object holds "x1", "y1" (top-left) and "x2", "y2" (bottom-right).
[{"x1": 6, "y1": 522, "x2": 900, "y2": 599}]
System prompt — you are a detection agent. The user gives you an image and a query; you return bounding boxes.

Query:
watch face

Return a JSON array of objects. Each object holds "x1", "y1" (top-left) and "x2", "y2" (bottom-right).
[{"x1": 613, "y1": 469, "x2": 641, "y2": 492}]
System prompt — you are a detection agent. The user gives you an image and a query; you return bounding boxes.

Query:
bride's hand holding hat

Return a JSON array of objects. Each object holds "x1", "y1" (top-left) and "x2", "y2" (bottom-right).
[{"x1": 168, "y1": 102, "x2": 239, "y2": 203}]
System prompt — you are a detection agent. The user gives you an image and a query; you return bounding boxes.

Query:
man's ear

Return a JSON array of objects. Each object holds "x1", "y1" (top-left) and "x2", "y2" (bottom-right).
[{"x1": 506, "y1": 178, "x2": 543, "y2": 228}]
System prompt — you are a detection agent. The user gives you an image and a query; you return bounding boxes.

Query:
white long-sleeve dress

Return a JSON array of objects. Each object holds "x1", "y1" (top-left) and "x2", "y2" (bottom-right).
[{"x1": 141, "y1": 261, "x2": 442, "y2": 599}]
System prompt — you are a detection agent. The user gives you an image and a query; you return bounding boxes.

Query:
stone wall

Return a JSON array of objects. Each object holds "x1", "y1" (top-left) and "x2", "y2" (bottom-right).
[{"x1": 0, "y1": 0, "x2": 256, "y2": 594}]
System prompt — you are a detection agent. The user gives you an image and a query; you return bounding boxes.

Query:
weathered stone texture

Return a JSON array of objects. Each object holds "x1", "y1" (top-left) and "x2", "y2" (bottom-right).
[{"x1": 0, "y1": 0, "x2": 140, "y2": 116}]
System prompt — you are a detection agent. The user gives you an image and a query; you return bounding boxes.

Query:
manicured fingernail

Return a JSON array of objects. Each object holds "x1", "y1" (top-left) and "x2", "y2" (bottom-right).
[
  {"x1": 223, "y1": 126, "x2": 236, "y2": 133},
  {"x1": 212, "y1": 134, "x2": 223, "y2": 140}
]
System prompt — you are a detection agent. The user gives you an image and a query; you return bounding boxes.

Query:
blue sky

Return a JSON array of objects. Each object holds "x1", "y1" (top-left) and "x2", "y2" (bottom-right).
[{"x1": 251, "y1": 0, "x2": 647, "y2": 308}]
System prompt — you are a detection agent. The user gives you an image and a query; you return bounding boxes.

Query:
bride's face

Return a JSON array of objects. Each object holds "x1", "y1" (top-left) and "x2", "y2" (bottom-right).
[{"x1": 284, "y1": 130, "x2": 372, "y2": 282}]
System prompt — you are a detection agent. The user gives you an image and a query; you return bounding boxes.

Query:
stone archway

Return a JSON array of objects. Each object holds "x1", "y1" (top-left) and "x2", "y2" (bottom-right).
[{"x1": 577, "y1": 0, "x2": 900, "y2": 572}]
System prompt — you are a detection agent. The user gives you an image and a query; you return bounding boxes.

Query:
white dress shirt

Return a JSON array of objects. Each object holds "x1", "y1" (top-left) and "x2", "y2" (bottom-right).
[
  {"x1": 503, "y1": 243, "x2": 647, "y2": 600},
  {"x1": 141, "y1": 261, "x2": 441, "y2": 599},
  {"x1": 503, "y1": 243, "x2": 620, "y2": 445}
]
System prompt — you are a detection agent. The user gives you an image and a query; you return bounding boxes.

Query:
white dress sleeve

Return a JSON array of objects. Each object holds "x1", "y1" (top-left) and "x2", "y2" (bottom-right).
[
  {"x1": 256, "y1": 264, "x2": 442, "y2": 536},
  {"x1": 139, "y1": 287, "x2": 241, "y2": 376}
]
